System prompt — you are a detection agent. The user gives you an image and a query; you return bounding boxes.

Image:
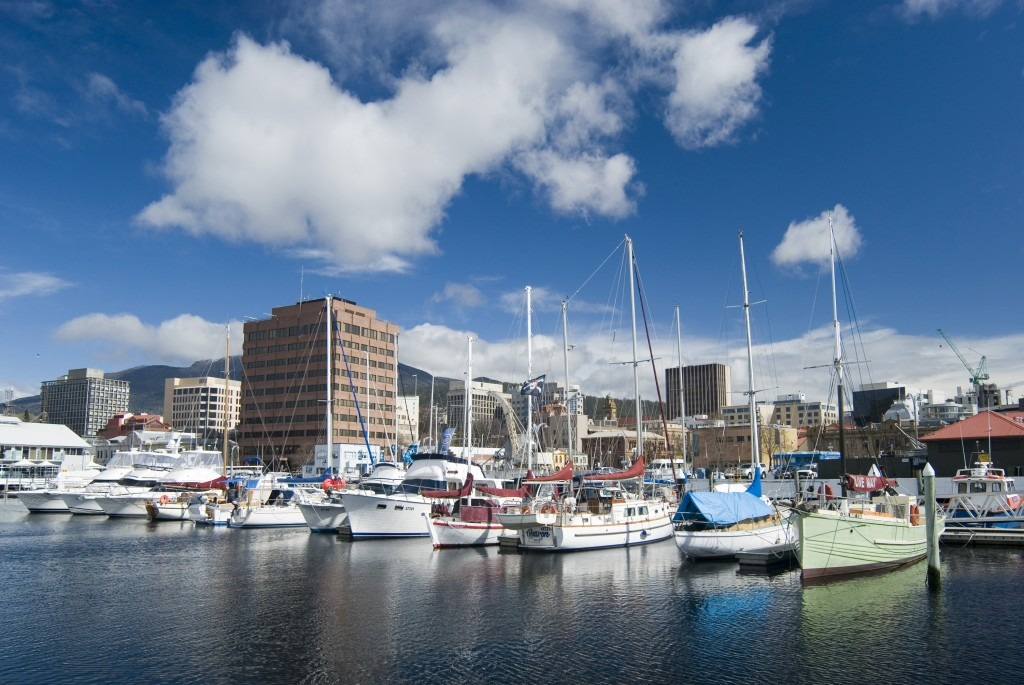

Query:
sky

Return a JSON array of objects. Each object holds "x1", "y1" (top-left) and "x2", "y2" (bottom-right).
[{"x1": 1, "y1": 0, "x2": 1022, "y2": 415}]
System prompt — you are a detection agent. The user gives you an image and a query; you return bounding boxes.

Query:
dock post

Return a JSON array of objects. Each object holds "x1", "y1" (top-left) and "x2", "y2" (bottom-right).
[{"x1": 924, "y1": 462, "x2": 940, "y2": 590}]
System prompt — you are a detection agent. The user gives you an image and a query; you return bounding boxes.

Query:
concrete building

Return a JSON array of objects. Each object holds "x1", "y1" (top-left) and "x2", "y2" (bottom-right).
[
  {"x1": 446, "y1": 379, "x2": 508, "y2": 448},
  {"x1": 665, "y1": 363, "x2": 731, "y2": 420},
  {"x1": 40, "y1": 368, "x2": 130, "y2": 438},
  {"x1": 164, "y1": 376, "x2": 242, "y2": 441},
  {"x1": 769, "y1": 394, "x2": 838, "y2": 428},
  {"x1": 238, "y1": 296, "x2": 398, "y2": 468},
  {"x1": 396, "y1": 395, "x2": 420, "y2": 448},
  {"x1": 852, "y1": 382, "x2": 906, "y2": 427}
]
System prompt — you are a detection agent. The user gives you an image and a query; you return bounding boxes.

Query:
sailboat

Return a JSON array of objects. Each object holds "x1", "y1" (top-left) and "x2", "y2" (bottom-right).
[
  {"x1": 424, "y1": 288, "x2": 536, "y2": 548},
  {"x1": 341, "y1": 339, "x2": 486, "y2": 539},
  {"x1": 495, "y1": 236, "x2": 674, "y2": 551},
  {"x1": 673, "y1": 231, "x2": 795, "y2": 559},
  {"x1": 792, "y1": 218, "x2": 944, "y2": 580}
]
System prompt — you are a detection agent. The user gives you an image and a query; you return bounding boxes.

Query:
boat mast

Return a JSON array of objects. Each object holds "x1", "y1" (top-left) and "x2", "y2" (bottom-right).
[
  {"x1": 465, "y1": 336, "x2": 473, "y2": 459},
  {"x1": 829, "y1": 216, "x2": 848, "y2": 494},
  {"x1": 674, "y1": 305, "x2": 686, "y2": 476},
  {"x1": 326, "y1": 295, "x2": 333, "y2": 477},
  {"x1": 626, "y1": 235, "x2": 642, "y2": 464},
  {"x1": 223, "y1": 323, "x2": 230, "y2": 476},
  {"x1": 526, "y1": 286, "x2": 533, "y2": 471},
  {"x1": 738, "y1": 231, "x2": 759, "y2": 470},
  {"x1": 428, "y1": 375, "x2": 435, "y2": 450},
  {"x1": 561, "y1": 299, "x2": 572, "y2": 469}
]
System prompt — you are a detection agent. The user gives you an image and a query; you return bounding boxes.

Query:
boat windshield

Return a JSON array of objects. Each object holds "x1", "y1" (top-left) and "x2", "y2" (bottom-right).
[
  {"x1": 177, "y1": 451, "x2": 224, "y2": 469},
  {"x1": 398, "y1": 478, "x2": 448, "y2": 495}
]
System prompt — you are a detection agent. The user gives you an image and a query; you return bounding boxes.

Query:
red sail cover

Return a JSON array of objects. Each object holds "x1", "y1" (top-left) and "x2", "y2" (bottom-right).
[
  {"x1": 844, "y1": 474, "x2": 895, "y2": 492},
  {"x1": 422, "y1": 474, "x2": 474, "y2": 499},
  {"x1": 528, "y1": 462, "x2": 574, "y2": 482},
  {"x1": 583, "y1": 456, "x2": 646, "y2": 481},
  {"x1": 475, "y1": 485, "x2": 529, "y2": 498}
]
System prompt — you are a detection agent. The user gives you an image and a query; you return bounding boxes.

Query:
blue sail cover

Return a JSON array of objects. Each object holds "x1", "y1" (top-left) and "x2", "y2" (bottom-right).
[{"x1": 672, "y1": 492, "x2": 773, "y2": 526}]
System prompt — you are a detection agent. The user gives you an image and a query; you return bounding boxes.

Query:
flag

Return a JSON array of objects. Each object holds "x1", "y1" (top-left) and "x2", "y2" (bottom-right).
[
  {"x1": 520, "y1": 375, "x2": 545, "y2": 397},
  {"x1": 438, "y1": 427, "x2": 456, "y2": 454}
]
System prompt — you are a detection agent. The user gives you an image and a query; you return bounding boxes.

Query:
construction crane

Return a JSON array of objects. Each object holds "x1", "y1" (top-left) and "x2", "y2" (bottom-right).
[{"x1": 937, "y1": 328, "x2": 990, "y2": 400}]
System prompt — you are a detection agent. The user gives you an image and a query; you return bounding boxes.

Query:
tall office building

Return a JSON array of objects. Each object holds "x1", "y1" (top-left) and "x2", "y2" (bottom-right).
[
  {"x1": 238, "y1": 296, "x2": 398, "y2": 465},
  {"x1": 665, "y1": 363, "x2": 731, "y2": 420},
  {"x1": 40, "y1": 368, "x2": 130, "y2": 438},
  {"x1": 164, "y1": 376, "x2": 242, "y2": 441}
]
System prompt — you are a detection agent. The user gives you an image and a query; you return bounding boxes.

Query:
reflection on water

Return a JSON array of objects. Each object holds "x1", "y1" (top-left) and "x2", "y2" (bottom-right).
[{"x1": 2, "y1": 501, "x2": 1024, "y2": 684}]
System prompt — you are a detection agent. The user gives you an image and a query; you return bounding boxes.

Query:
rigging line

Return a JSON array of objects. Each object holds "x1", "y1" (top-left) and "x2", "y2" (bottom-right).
[
  {"x1": 633, "y1": 260, "x2": 673, "y2": 456},
  {"x1": 565, "y1": 236, "x2": 626, "y2": 304}
]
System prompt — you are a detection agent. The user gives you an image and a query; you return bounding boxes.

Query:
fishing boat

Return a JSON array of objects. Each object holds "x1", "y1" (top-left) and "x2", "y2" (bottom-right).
[
  {"x1": 792, "y1": 218, "x2": 943, "y2": 580},
  {"x1": 673, "y1": 232, "x2": 794, "y2": 559},
  {"x1": 938, "y1": 455, "x2": 1024, "y2": 528},
  {"x1": 496, "y1": 237, "x2": 673, "y2": 552}
]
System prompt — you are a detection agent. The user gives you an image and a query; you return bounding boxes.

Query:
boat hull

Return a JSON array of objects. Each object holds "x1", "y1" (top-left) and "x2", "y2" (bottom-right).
[
  {"x1": 674, "y1": 519, "x2": 795, "y2": 560},
  {"x1": 297, "y1": 501, "x2": 348, "y2": 533},
  {"x1": 60, "y1": 492, "x2": 107, "y2": 515},
  {"x1": 17, "y1": 491, "x2": 72, "y2": 513},
  {"x1": 427, "y1": 517, "x2": 504, "y2": 548},
  {"x1": 228, "y1": 505, "x2": 307, "y2": 528},
  {"x1": 515, "y1": 506, "x2": 675, "y2": 552},
  {"x1": 795, "y1": 506, "x2": 938, "y2": 580},
  {"x1": 341, "y1": 491, "x2": 431, "y2": 538}
]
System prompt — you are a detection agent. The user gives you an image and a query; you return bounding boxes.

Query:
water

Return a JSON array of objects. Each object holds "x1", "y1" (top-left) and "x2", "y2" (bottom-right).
[{"x1": 2, "y1": 499, "x2": 1023, "y2": 685}]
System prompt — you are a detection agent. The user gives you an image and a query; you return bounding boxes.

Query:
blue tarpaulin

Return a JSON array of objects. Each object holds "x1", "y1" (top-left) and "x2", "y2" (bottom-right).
[{"x1": 672, "y1": 492, "x2": 773, "y2": 526}]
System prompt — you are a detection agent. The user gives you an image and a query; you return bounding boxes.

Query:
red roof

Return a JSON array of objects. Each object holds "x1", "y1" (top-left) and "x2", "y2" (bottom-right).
[{"x1": 920, "y1": 411, "x2": 1024, "y2": 442}]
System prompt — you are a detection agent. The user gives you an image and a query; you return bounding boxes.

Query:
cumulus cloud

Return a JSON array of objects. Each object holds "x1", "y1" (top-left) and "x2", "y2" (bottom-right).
[
  {"x1": 663, "y1": 17, "x2": 771, "y2": 149},
  {"x1": 899, "y1": 0, "x2": 1003, "y2": 20},
  {"x1": 770, "y1": 204, "x2": 863, "y2": 269},
  {"x1": 0, "y1": 269, "x2": 71, "y2": 300},
  {"x1": 400, "y1": 318, "x2": 1024, "y2": 414},
  {"x1": 55, "y1": 313, "x2": 242, "y2": 365},
  {"x1": 138, "y1": 4, "x2": 773, "y2": 273}
]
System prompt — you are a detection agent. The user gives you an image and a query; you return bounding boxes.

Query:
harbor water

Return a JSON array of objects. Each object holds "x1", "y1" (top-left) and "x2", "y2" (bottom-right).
[{"x1": 1, "y1": 499, "x2": 1022, "y2": 684}]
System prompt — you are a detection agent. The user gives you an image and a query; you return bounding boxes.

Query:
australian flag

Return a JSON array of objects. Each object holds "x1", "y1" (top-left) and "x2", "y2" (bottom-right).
[{"x1": 520, "y1": 374, "x2": 545, "y2": 397}]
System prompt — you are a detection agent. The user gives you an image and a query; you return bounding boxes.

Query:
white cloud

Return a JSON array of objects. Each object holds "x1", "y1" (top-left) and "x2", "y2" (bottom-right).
[
  {"x1": 663, "y1": 17, "x2": 771, "y2": 149},
  {"x1": 0, "y1": 269, "x2": 71, "y2": 300},
  {"x1": 899, "y1": 0, "x2": 1003, "y2": 20},
  {"x1": 770, "y1": 204, "x2": 863, "y2": 269},
  {"x1": 83, "y1": 73, "x2": 148, "y2": 117},
  {"x1": 54, "y1": 313, "x2": 242, "y2": 365},
  {"x1": 429, "y1": 282, "x2": 485, "y2": 309},
  {"x1": 400, "y1": 319, "x2": 1024, "y2": 414},
  {"x1": 137, "y1": 5, "x2": 775, "y2": 273}
]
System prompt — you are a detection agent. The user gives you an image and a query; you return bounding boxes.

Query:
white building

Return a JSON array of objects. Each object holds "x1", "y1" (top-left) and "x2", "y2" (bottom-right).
[
  {"x1": 0, "y1": 415, "x2": 92, "y2": 489},
  {"x1": 164, "y1": 376, "x2": 241, "y2": 439},
  {"x1": 396, "y1": 395, "x2": 420, "y2": 447}
]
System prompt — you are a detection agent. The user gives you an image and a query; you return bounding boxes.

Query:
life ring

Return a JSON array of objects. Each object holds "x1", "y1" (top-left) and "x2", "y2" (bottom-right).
[
  {"x1": 817, "y1": 484, "x2": 834, "y2": 500},
  {"x1": 520, "y1": 504, "x2": 532, "y2": 514},
  {"x1": 539, "y1": 503, "x2": 557, "y2": 515},
  {"x1": 159, "y1": 494, "x2": 170, "y2": 505},
  {"x1": 909, "y1": 504, "x2": 920, "y2": 526}
]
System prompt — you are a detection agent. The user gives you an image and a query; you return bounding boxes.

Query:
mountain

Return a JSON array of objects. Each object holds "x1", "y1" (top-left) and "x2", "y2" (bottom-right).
[{"x1": 9, "y1": 360, "x2": 657, "y2": 426}]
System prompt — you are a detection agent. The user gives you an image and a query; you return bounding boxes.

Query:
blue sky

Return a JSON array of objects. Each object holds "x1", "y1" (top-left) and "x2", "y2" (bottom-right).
[{"x1": 1, "y1": 0, "x2": 1021, "y2": 412}]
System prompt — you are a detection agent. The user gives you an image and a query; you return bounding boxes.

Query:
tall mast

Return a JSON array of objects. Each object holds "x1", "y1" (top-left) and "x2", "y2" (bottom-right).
[
  {"x1": 526, "y1": 286, "x2": 533, "y2": 470},
  {"x1": 674, "y1": 305, "x2": 687, "y2": 472},
  {"x1": 829, "y1": 215, "x2": 848, "y2": 493},
  {"x1": 739, "y1": 231, "x2": 759, "y2": 468},
  {"x1": 465, "y1": 336, "x2": 473, "y2": 457},
  {"x1": 561, "y1": 299, "x2": 572, "y2": 465},
  {"x1": 326, "y1": 295, "x2": 333, "y2": 476},
  {"x1": 223, "y1": 323, "x2": 230, "y2": 475},
  {"x1": 626, "y1": 235, "x2": 642, "y2": 462},
  {"x1": 428, "y1": 375, "x2": 435, "y2": 449}
]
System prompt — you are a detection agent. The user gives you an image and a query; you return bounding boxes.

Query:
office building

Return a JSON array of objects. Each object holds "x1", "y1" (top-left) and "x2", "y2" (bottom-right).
[
  {"x1": 238, "y1": 296, "x2": 398, "y2": 466},
  {"x1": 164, "y1": 376, "x2": 242, "y2": 441},
  {"x1": 665, "y1": 363, "x2": 731, "y2": 420},
  {"x1": 40, "y1": 368, "x2": 130, "y2": 438}
]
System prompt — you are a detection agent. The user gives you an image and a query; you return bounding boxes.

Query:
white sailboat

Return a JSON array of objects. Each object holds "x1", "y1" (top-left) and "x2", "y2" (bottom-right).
[
  {"x1": 793, "y1": 217, "x2": 943, "y2": 580},
  {"x1": 496, "y1": 236, "x2": 674, "y2": 551},
  {"x1": 673, "y1": 231, "x2": 795, "y2": 559}
]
